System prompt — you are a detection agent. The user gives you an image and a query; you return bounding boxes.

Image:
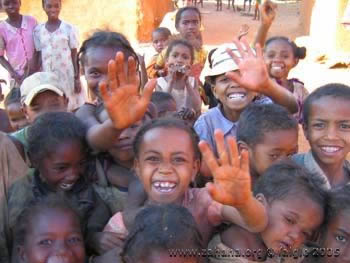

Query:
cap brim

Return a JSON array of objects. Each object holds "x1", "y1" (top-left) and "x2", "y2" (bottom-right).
[
  {"x1": 204, "y1": 59, "x2": 239, "y2": 81},
  {"x1": 23, "y1": 84, "x2": 64, "y2": 105}
]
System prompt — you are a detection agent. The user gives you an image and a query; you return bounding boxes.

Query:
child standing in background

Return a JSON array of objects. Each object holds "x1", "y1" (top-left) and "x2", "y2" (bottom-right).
[
  {"x1": 0, "y1": 0, "x2": 38, "y2": 87},
  {"x1": 146, "y1": 27, "x2": 171, "y2": 79},
  {"x1": 264, "y1": 37, "x2": 309, "y2": 123},
  {"x1": 4, "y1": 88, "x2": 28, "y2": 131},
  {"x1": 34, "y1": 0, "x2": 83, "y2": 111},
  {"x1": 156, "y1": 39, "x2": 202, "y2": 119}
]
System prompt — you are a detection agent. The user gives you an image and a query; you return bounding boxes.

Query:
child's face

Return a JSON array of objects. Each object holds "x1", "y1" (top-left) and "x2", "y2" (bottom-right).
[
  {"x1": 176, "y1": 10, "x2": 200, "y2": 39},
  {"x1": 43, "y1": 0, "x2": 61, "y2": 21},
  {"x1": 155, "y1": 99, "x2": 177, "y2": 118},
  {"x1": 260, "y1": 194, "x2": 323, "y2": 253},
  {"x1": 2, "y1": 0, "x2": 21, "y2": 17},
  {"x1": 21, "y1": 208, "x2": 85, "y2": 263},
  {"x1": 6, "y1": 102, "x2": 28, "y2": 131},
  {"x1": 152, "y1": 32, "x2": 169, "y2": 54},
  {"x1": 83, "y1": 46, "x2": 120, "y2": 99},
  {"x1": 322, "y1": 210, "x2": 350, "y2": 262},
  {"x1": 38, "y1": 140, "x2": 87, "y2": 192},
  {"x1": 264, "y1": 40, "x2": 297, "y2": 81},
  {"x1": 108, "y1": 118, "x2": 147, "y2": 167},
  {"x1": 248, "y1": 129, "x2": 298, "y2": 177},
  {"x1": 304, "y1": 97, "x2": 350, "y2": 169},
  {"x1": 23, "y1": 91, "x2": 68, "y2": 123},
  {"x1": 213, "y1": 73, "x2": 255, "y2": 117},
  {"x1": 135, "y1": 127, "x2": 200, "y2": 204},
  {"x1": 166, "y1": 44, "x2": 192, "y2": 69}
]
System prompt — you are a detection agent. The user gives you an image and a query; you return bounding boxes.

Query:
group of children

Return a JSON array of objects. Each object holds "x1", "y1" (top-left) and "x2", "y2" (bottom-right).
[{"x1": 0, "y1": 0, "x2": 350, "y2": 263}]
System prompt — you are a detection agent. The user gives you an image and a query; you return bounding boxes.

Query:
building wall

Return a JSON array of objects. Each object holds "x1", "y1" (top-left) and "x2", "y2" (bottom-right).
[
  {"x1": 21, "y1": 0, "x2": 173, "y2": 43},
  {"x1": 300, "y1": 0, "x2": 350, "y2": 53}
]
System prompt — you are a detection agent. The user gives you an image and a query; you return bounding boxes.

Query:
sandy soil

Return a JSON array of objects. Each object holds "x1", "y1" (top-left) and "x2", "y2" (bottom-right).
[{"x1": 197, "y1": 0, "x2": 349, "y2": 154}]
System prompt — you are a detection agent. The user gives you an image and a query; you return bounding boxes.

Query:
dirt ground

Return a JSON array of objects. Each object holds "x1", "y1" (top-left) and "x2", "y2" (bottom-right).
[{"x1": 197, "y1": 0, "x2": 349, "y2": 154}]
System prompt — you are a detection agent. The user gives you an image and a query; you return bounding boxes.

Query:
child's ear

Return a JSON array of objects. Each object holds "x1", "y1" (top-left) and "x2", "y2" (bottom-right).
[
  {"x1": 133, "y1": 158, "x2": 141, "y2": 179},
  {"x1": 293, "y1": 58, "x2": 300, "y2": 67},
  {"x1": 302, "y1": 122, "x2": 310, "y2": 141},
  {"x1": 211, "y1": 85, "x2": 219, "y2": 100},
  {"x1": 192, "y1": 159, "x2": 201, "y2": 181},
  {"x1": 255, "y1": 193, "x2": 267, "y2": 207},
  {"x1": 63, "y1": 95, "x2": 69, "y2": 109},
  {"x1": 237, "y1": 141, "x2": 249, "y2": 154},
  {"x1": 22, "y1": 104, "x2": 29, "y2": 120}
]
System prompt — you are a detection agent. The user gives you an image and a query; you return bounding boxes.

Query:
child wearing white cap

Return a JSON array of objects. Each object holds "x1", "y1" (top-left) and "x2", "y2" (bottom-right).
[
  {"x1": 11, "y1": 72, "x2": 68, "y2": 151},
  {"x1": 194, "y1": 40, "x2": 298, "y2": 157}
]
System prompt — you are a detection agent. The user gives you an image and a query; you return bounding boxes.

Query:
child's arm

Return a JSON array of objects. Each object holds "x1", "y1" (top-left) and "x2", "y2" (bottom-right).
[
  {"x1": 87, "y1": 52, "x2": 155, "y2": 151},
  {"x1": 199, "y1": 130, "x2": 267, "y2": 232},
  {"x1": 0, "y1": 56, "x2": 22, "y2": 84},
  {"x1": 71, "y1": 48, "x2": 81, "y2": 93},
  {"x1": 253, "y1": 0, "x2": 277, "y2": 48},
  {"x1": 226, "y1": 39, "x2": 298, "y2": 114}
]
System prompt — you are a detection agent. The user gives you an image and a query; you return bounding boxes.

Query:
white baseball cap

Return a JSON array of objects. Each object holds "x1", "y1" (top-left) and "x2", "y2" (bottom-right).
[{"x1": 20, "y1": 72, "x2": 65, "y2": 106}]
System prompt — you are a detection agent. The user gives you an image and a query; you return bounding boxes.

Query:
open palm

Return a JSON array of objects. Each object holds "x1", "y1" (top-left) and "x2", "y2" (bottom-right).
[
  {"x1": 199, "y1": 130, "x2": 252, "y2": 207},
  {"x1": 100, "y1": 52, "x2": 155, "y2": 130},
  {"x1": 226, "y1": 39, "x2": 270, "y2": 94}
]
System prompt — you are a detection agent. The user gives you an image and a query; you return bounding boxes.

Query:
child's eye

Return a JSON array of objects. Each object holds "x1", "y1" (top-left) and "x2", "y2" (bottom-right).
[
  {"x1": 145, "y1": 156, "x2": 159, "y2": 162},
  {"x1": 339, "y1": 123, "x2": 350, "y2": 130},
  {"x1": 335, "y1": 235, "x2": 347, "y2": 243},
  {"x1": 68, "y1": 236, "x2": 82, "y2": 244},
  {"x1": 39, "y1": 239, "x2": 53, "y2": 246},
  {"x1": 285, "y1": 216, "x2": 295, "y2": 225},
  {"x1": 173, "y1": 157, "x2": 186, "y2": 163},
  {"x1": 269, "y1": 153, "x2": 280, "y2": 160},
  {"x1": 89, "y1": 71, "x2": 101, "y2": 78},
  {"x1": 312, "y1": 123, "x2": 325, "y2": 129}
]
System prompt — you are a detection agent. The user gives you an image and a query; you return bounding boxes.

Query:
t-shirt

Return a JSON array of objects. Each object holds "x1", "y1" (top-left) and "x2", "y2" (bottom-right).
[
  {"x1": 104, "y1": 188, "x2": 223, "y2": 246},
  {"x1": 0, "y1": 15, "x2": 37, "y2": 77},
  {"x1": 292, "y1": 151, "x2": 350, "y2": 189}
]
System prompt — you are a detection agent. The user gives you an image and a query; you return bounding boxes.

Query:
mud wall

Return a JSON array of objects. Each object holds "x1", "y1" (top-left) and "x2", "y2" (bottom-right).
[
  {"x1": 21, "y1": 0, "x2": 173, "y2": 43},
  {"x1": 300, "y1": 0, "x2": 350, "y2": 53}
]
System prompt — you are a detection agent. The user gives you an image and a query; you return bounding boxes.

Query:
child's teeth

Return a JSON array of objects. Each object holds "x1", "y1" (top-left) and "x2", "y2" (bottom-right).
[
  {"x1": 228, "y1": 93, "x2": 245, "y2": 99},
  {"x1": 322, "y1": 146, "x2": 340, "y2": 153},
  {"x1": 153, "y1": 181, "x2": 176, "y2": 193}
]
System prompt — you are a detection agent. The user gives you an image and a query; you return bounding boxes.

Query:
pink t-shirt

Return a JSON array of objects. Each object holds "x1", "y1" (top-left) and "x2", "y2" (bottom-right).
[
  {"x1": 104, "y1": 188, "x2": 223, "y2": 246},
  {"x1": 0, "y1": 15, "x2": 37, "y2": 77}
]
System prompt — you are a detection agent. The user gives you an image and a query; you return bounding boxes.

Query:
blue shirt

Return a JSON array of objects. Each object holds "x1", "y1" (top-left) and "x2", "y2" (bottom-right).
[{"x1": 194, "y1": 105, "x2": 237, "y2": 154}]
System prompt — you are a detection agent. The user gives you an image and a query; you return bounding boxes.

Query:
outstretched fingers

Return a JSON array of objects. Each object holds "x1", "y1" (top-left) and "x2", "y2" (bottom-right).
[
  {"x1": 115, "y1": 52, "x2": 126, "y2": 87},
  {"x1": 141, "y1": 79, "x2": 156, "y2": 106},
  {"x1": 227, "y1": 136, "x2": 239, "y2": 168},
  {"x1": 127, "y1": 56, "x2": 138, "y2": 85},
  {"x1": 214, "y1": 129, "x2": 229, "y2": 165},
  {"x1": 199, "y1": 140, "x2": 219, "y2": 173},
  {"x1": 107, "y1": 59, "x2": 118, "y2": 93}
]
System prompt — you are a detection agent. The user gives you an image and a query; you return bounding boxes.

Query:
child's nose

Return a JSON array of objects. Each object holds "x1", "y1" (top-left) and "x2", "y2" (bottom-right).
[
  {"x1": 325, "y1": 125, "x2": 339, "y2": 140},
  {"x1": 158, "y1": 162, "x2": 172, "y2": 174}
]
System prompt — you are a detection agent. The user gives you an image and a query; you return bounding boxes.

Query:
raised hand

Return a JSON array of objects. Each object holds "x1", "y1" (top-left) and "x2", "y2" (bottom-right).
[
  {"x1": 260, "y1": 0, "x2": 277, "y2": 26},
  {"x1": 198, "y1": 130, "x2": 253, "y2": 207},
  {"x1": 225, "y1": 39, "x2": 270, "y2": 95},
  {"x1": 100, "y1": 52, "x2": 156, "y2": 130}
]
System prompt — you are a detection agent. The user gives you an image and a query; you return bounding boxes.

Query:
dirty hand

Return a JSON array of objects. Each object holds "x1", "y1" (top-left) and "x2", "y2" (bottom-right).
[
  {"x1": 238, "y1": 24, "x2": 250, "y2": 40},
  {"x1": 199, "y1": 130, "x2": 252, "y2": 207},
  {"x1": 100, "y1": 52, "x2": 156, "y2": 130},
  {"x1": 260, "y1": 0, "x2": 277, "y2": 26},
  {"x1": 226, "y1": 39, "x2": 270, "y2": 94},
  {"x1": 90, "y1": 232, "x2": 126, "y2": 255}
]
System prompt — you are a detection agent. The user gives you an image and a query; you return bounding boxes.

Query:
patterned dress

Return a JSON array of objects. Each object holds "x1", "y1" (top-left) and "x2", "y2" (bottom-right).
[{"x1": 34, "y1": 21, "x2": 84, "y2": 110}]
